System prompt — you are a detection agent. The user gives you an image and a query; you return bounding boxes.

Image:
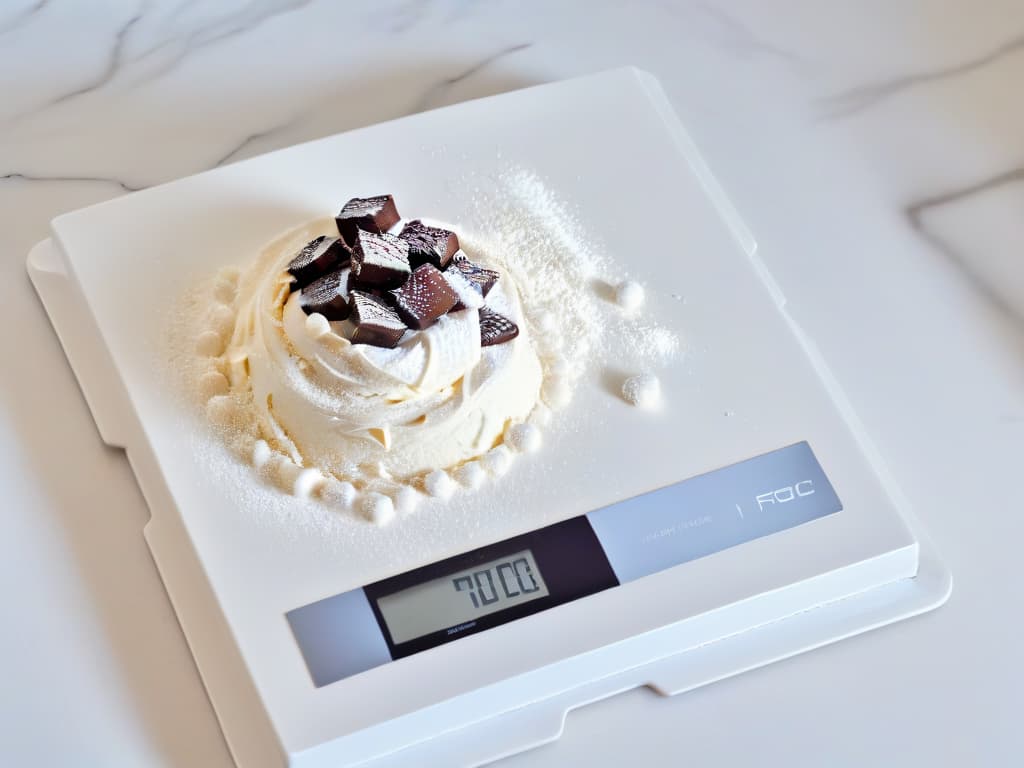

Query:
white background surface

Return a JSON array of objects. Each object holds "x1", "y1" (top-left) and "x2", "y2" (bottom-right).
[{"x1": 1, "y1": 2, "x2": 1021, "y2": 766}]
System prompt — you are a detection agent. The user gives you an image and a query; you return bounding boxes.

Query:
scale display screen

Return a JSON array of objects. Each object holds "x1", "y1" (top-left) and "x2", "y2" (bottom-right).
[
  {"x1": 286, "y1": 441, "x2": 844, "y2": 688},
  {"x1": 376, "y1": 550, "x2": 550, "y2": 644}
]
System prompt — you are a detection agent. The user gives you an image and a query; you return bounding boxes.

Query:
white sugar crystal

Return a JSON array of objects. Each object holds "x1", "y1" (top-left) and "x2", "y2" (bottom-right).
[
  {"x1": 209, "y1": 304, "x2": 235, "y2": 339},
  {"x1": 360, "y1": 492, "x2": 395, "y2": 526},
  {"x1": 274, "y1": 458, "x2": 305, "y2": 493},
  {"x1": 542, "y1": 377, "x2": 572, "y2": 409},
  {"x1": 213, "y1": 268, "x2": 240, "y2": 303},
  {"x1": 251, "y1": 439, "x2": 273, "y2": 469},
  {"x1": 528, "y1": 403, "x2": 553, "y2": 428},
  {"x1": 424, "y1": 469, "x2": 456, "y2": 499},
  {"x1": 199, "y1": 370, "x2": 229, "y2": 400},
  {"x1": 536, "y1": 312, "x2": 558, "y2": 334},
  {"x1": 292, "y1": 467, "x2": 325, "y2": 499},
  {"x1": 305, "y1": 312, "x2": 332, "y2": 339},
  {"x1": 481, "y1": 445, "x2": 513, "y2": 476},
  {"x1": 266, "y1": 457, "x2": 301, "y2": 493},
  {"x1": 258, "y1": 453, "x2": 288, "y2": 480},
  {"x1": 615, "y1": 280, "x2": 645, "y2": 311},
  {"x1": 622, "y1": 373, "x2": 661, "y2": 409},
  {"x1": 633, "y1": 325, "x2": 680, "y2": 361},
  {"x1": 218, "y1": 266, "x2": 242, "y2": 285},
  {"x1": 321, "y1": 479, "x2": 357, "y2": 509},
  {"x1": 229, "y1": 433, "x2": 255, "y2": 461},
  {"x1": 544, "y1": 331, "x2": 564, "y2": 352},
  {"x1": 547, "y1": 358, "x2": 570, "y2": 378},
  {"x1": 505, "y1": 423, "x2": 541, "y2": 453},
  {"x1": 205, "y1": 395, "x2": 238, "y2": 426},
  {"x1": 392, "y1": 485, "x2": 422, "y2": 514},
  {"x1": 456, "y1": 461, "x2": 486, "y2": 489},
  {"x1": 196, "y1": 330, "x2": 224, "y2": 356}
]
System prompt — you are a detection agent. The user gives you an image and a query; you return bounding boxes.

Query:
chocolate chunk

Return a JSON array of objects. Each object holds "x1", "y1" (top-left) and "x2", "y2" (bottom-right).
[
  {"x1": 287, "y1": 236, "x2": 349, "y2": 289},
  {"x1": 346, "y1": 269, "x2": 387, "y2": 300},
  {"x1": 389, "y1": 264, "x2": 458, "y2": 330},
  {"x1": 479, "y1": 306, "x2": 519, "y2": 347},
  {"x1": 445, "y1": 253, "x2": 500, "y2": 310},
  {"x1": 398, "y1": 220, "x2": 460, "y2": 269},
  {"x1": 300, "y1": 267, "x2": 351, "y2": 320},
  {"x1": 350, "y1": 290, "x2": 407, "y2": 348},
  {"x1": 350, "y1": 230, "x2": 411, "y2": 289},
  {"x1": 336, "y1": 195, "x2": 401, "y2": 246}
]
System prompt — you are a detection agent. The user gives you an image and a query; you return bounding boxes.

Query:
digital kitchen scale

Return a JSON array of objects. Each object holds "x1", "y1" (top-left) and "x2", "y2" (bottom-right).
[{"x1": 27, "y1": 69, "x2": 950, "y2": 768}]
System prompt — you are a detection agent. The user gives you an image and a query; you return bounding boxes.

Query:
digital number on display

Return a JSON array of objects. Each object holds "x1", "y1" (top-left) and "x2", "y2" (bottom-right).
[
  {"x1": 452, "y1": 555, "x2": 542, "y2": 609},
  {"x1": 375, "y1": 550, "x2": 550, "y2": 645}
]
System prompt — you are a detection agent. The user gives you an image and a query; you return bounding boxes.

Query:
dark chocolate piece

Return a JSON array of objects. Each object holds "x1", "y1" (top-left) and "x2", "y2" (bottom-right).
[
  {"x1": 479, "y1": 306, "x2": 519, "y2": 347},
  {"x1": 300, "y1": 268, "x2": 351, "y2": 320},
  {"x1": 346, "y1": 269, "x2": 387, "y2": 300},
  {"x1": 389, "y1": 264, "x2": 459, "y2": 330},
  {"x1": 398, "y1": 220, "x2": 459, "y2": 269},
  {"x1": 287, "y1": 236, "x2": 349, "y2": 289},
  {"x1": 349, "y1": 290, "x2": 407, "y2": 348},
  {"x1": 445, "y1": 253, "x2": 500, "y2": 310},
  {"x1": 350, "y1": 230, "x2": 411, "y2": 289},
  {"x1": 336, "y1": 195, "x2": 401, "y2": 246}
]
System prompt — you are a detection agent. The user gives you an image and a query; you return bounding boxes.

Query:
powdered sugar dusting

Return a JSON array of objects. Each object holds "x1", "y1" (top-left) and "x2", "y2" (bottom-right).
[
  {"x1": 463, "y1": 168, "x2": 680, "y2": 377},
  {"x1": 167, "y1": 168, "x2": 682, "y2": 538},
  {"x1": 632, "y1": 324, "x2": 681, "y2": 362},
  {"x1": 460, "y1": 168, "x2": 605, "y2": 392}
]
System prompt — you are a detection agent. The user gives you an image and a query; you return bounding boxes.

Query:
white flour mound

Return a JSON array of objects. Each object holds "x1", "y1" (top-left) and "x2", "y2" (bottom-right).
[{"x1": 168, "y1": 167, "x2": 683, "y2": 531}]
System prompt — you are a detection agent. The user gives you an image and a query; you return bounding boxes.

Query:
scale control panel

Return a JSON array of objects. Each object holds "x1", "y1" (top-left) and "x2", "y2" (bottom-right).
[{"x1": 287, "y1": 441, "x2": 842, "y2": 688}]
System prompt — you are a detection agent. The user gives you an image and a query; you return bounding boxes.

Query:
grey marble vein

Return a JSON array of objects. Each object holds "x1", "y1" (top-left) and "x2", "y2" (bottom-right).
[
  {"x1": 442, "y1": 0, "x2": 476, "y2": 23},
  {"x1": 906, "y1": 167, "x2": 1024, "y2": 321},
  {"x1": 1, "y1": 172, "x2": 143, "y2": 192},
  {"x1": 131, "y1": 0, "x2": 314, "y2": 84},
  {"x1": 0, "y1": 0, "x2": 49, "y2": 36},
  {"x1": 820, "y1": 31, "x2": 1024, "y2": 119},
  {"x1": 389, "y1": 0, "x2": 433, "y2": 34},
  {"x1": 17, "y1": 0, "x2": 313, "y2": 121},
  {"x1": 42, "y1": 8, "x2": 144, "y2": 109},
  {"x1": 387, "y1": 0, "x2": 477, "y2": 32},
  {"x1": 213, "y1": 115, "x2": 301, "y2": 167},
  {"x1": 165, "y1": 0, "x2": 202, "y2": 25},
  {"x1": 694, "y1": 1, "x2": 804, "y2": 64},
  {"x1": 410, "y1": 42, "x2": 532, "y2": 114}
]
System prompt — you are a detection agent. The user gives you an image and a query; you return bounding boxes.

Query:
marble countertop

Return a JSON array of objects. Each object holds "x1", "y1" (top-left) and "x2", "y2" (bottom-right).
[{"x1": 2, "y1": 1, "x2": 1021, "y2": 765}]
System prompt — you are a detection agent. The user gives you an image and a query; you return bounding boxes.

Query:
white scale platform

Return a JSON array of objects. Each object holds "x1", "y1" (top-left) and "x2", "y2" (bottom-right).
[{"x1": 27, "y1": 69, "x2": 951, "y2": 768}]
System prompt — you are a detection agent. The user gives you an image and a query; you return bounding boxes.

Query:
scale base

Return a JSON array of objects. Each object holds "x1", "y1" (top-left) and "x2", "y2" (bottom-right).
[
  {"x1": 378, "y1": 543, "x2": 950, "y2": 767},
  {"x1": 28, "y1": 237, "x2": 950, "y2": 768}
]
